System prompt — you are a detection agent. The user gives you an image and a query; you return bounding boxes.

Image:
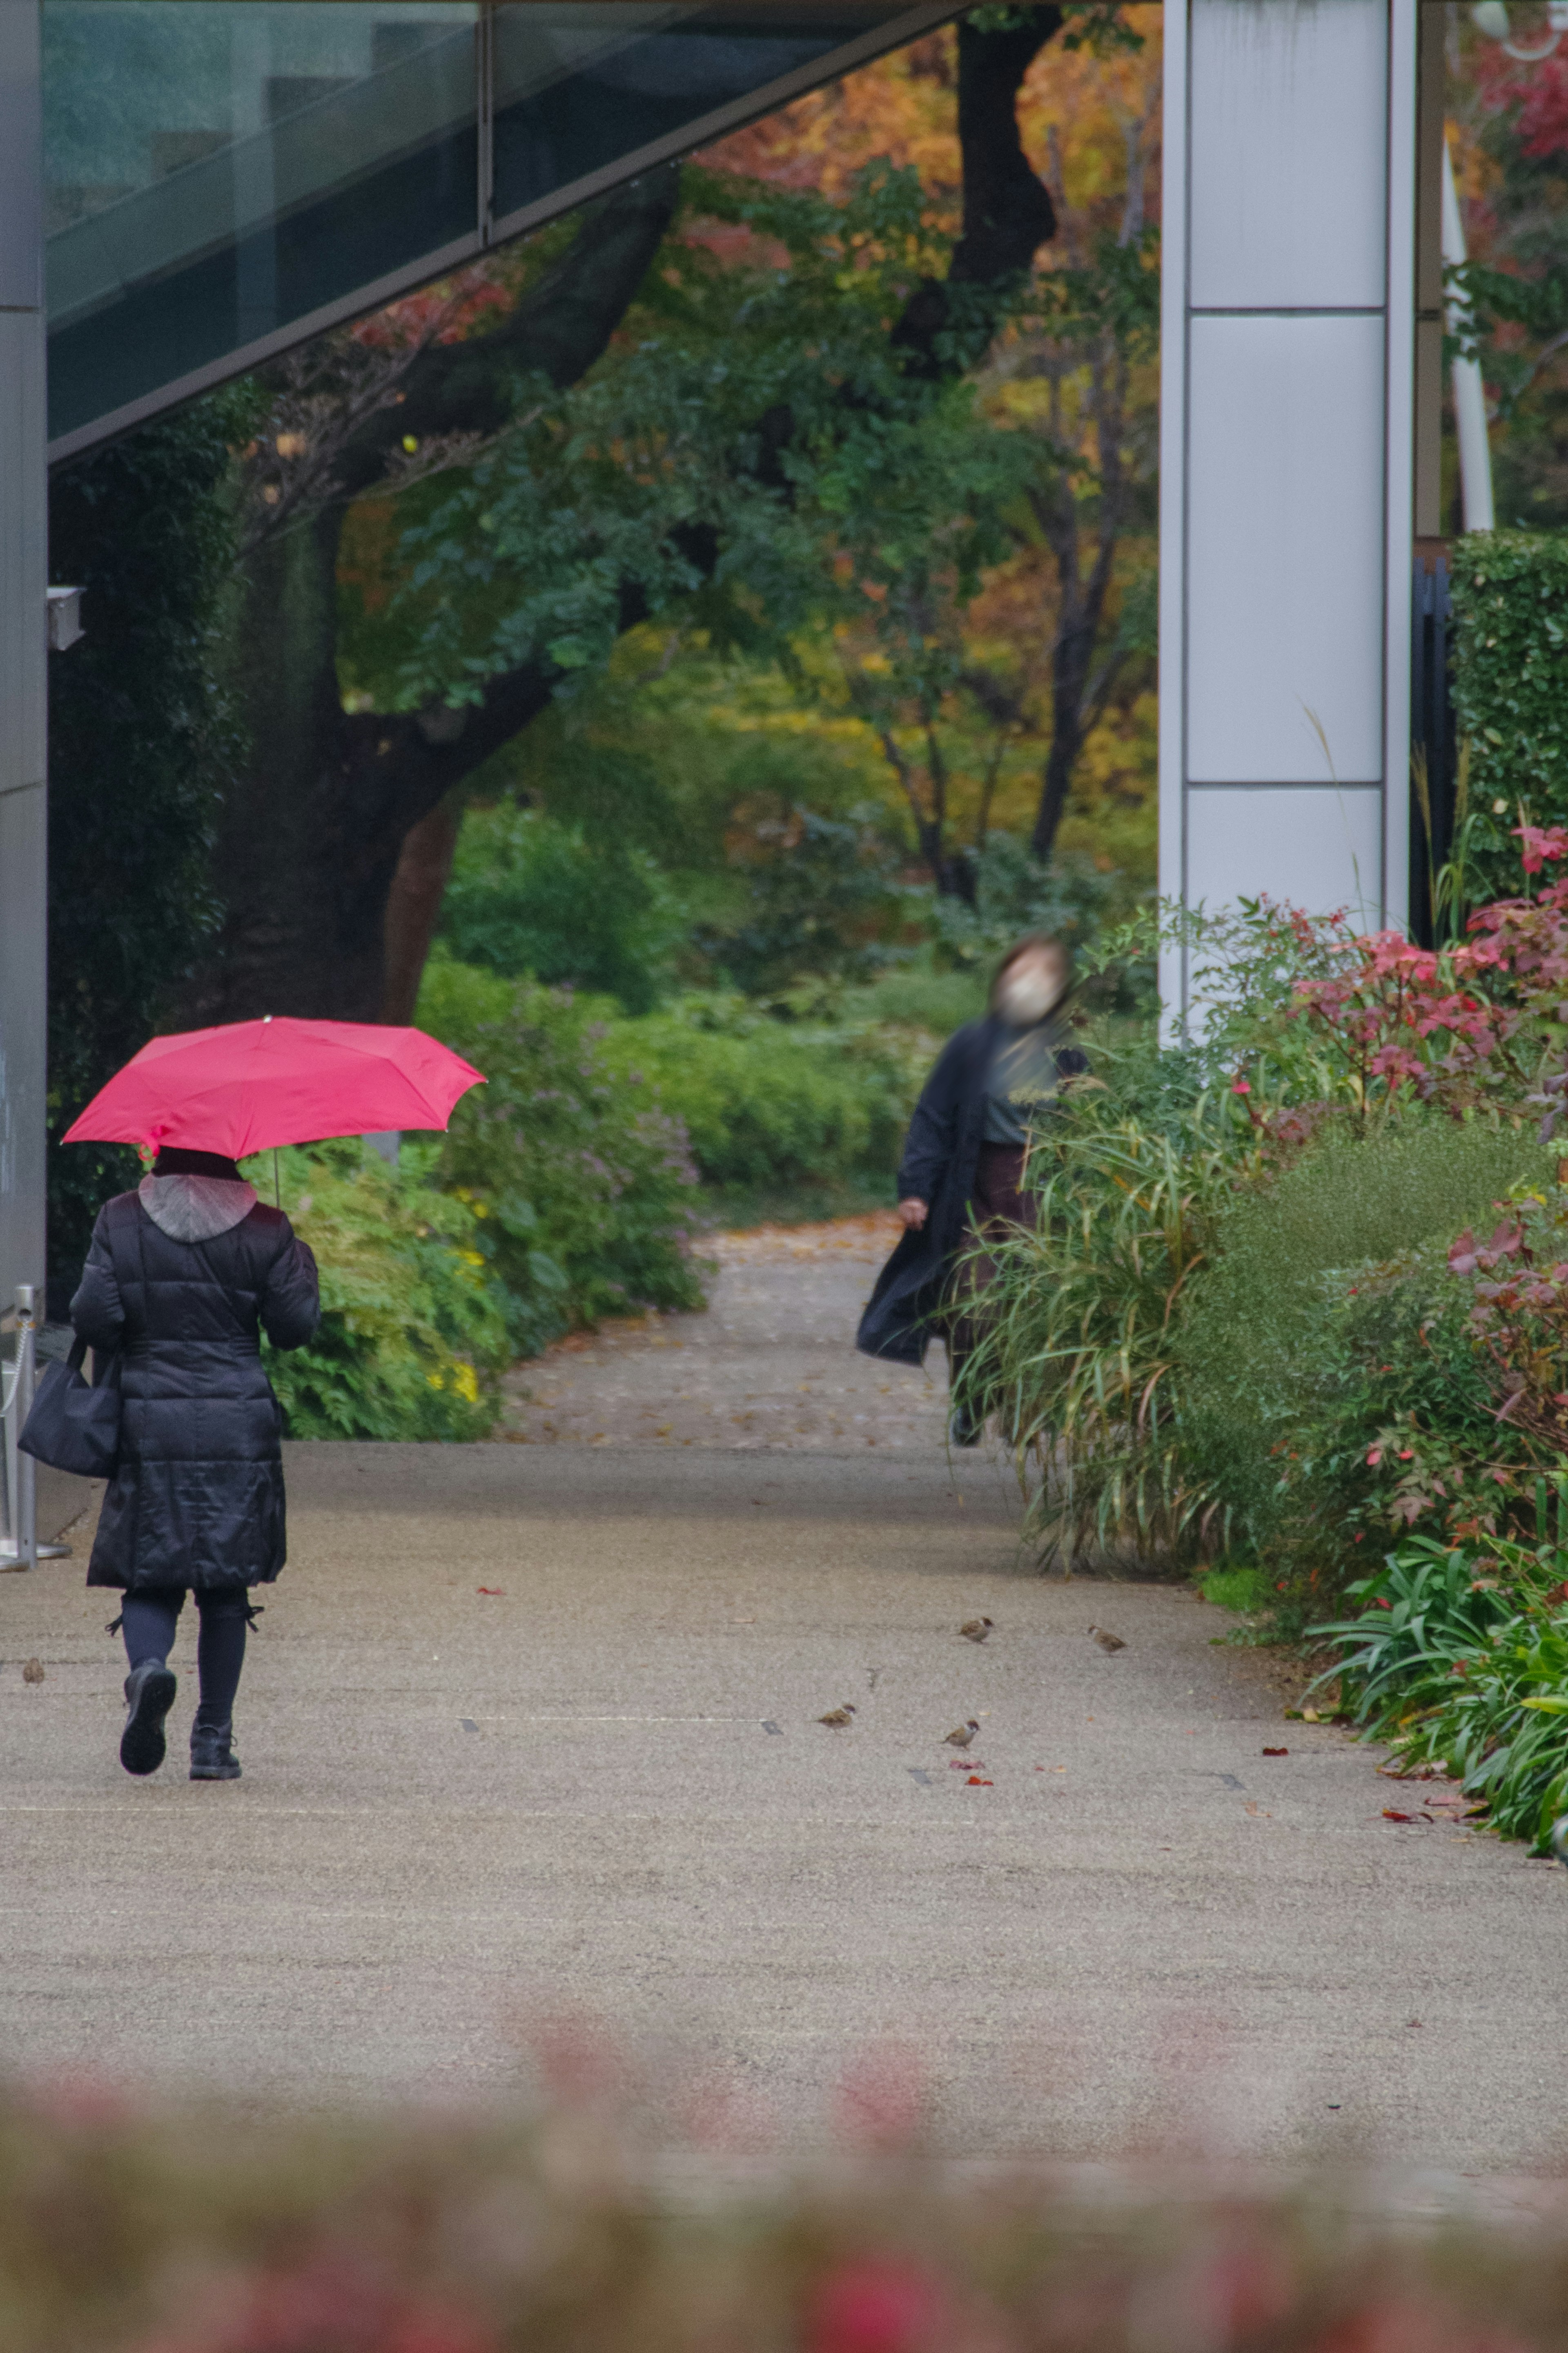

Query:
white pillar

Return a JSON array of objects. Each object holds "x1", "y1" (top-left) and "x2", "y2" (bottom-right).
[
  {"x1": 0, "y1": 0, "x2": 48, "y2": 1318},
  {"x1": 1160, "y1": 0, "x2": 1419, "y2": 1023}
]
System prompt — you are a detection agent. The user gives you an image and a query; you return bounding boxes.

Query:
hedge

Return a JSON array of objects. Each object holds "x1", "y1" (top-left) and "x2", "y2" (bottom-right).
[{"x1": 1450, "y1": 528, "x2": 1568, "y2": 877}]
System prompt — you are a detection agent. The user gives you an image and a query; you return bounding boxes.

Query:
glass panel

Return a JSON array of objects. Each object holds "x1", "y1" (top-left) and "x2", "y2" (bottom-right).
[
  {"x1": 492, "y1": 2, "x2": 901, "y2": 219},
  {"x1": 45, "y1": 1, "x2": 479, "y2": 440}
]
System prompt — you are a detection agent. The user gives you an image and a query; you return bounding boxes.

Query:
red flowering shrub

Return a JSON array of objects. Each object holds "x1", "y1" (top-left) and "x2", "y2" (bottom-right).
[{"x1": 1279, "y1": 825, "x2": 1568, "y2": 1124}]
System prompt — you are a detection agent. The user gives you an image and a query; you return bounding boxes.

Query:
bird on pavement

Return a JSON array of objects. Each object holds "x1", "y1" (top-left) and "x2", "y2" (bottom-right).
[
  {"x1": 1089, "y1": 1624, "x2": 1126, "y2": 1653},
  {"x1": 22, "y1": 1658, "x2": 44, "y2": 1685},
  {"x1": 959, "y1": 1617, "x2": 993, "y2": 1644},
  {"x1": 817, "y1": 1703, "x2": 857, "y2": 1729},
  {"x1": 943, "y1": 1719, "x2": 981, "y2": 1749}
]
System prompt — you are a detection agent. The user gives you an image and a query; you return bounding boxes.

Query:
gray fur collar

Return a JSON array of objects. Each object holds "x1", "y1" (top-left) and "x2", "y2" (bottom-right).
[{"x1": 138, "y1": 1172, "x2": 258, "y2": 1244}]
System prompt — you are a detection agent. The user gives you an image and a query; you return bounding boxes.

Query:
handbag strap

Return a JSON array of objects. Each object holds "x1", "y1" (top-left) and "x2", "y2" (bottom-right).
[{"x1": 66, "y1": 1331, "x2": 88, "y2": 1374}]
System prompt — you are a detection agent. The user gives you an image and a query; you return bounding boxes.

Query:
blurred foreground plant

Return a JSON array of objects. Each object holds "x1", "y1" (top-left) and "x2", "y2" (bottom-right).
[{"x1": 6, "y1": 2088, "x2": 1568, "y2": 2353}]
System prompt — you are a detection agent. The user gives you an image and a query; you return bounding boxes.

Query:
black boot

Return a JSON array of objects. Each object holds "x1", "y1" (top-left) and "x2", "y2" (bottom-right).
[
  {"x1": 120, "y1": 1658, "x2": 178, "y2": 1776},
  {"x1": 190, "y1": 1720, "x2": 241, "y2": 1781}
]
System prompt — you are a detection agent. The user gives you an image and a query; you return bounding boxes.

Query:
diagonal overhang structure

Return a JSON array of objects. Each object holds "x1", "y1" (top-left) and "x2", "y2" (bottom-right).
[{"x1": 45, "y1": 0, "x2": 960, "y2": 463}]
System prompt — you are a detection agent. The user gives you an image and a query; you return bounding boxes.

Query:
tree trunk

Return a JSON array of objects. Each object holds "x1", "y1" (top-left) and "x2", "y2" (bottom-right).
[{"x1": 381, "y1": 791, "x2": 468, "y2": 1023}]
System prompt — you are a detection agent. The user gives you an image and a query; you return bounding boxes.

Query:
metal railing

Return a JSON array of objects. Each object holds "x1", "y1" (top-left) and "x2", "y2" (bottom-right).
[{"x1": 0, "y1": 1287, "x2": 72, "y2": 1572}]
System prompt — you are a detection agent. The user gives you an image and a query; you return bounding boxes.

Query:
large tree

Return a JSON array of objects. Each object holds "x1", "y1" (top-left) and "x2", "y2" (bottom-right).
[{"x1": 184, "y1": 8, "x2": 1062, "y2": 1027}]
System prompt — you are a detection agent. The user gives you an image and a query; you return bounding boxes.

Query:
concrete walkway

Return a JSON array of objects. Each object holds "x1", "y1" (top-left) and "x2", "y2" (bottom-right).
[{"x1": 2, "y1": 1220, "x2": 1565, "y2": 2168}]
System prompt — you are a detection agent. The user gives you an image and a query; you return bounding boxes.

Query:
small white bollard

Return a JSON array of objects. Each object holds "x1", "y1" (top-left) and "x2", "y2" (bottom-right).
[{"x1": 1, "y1": 1287, "x2": 73, "y2": 1570}]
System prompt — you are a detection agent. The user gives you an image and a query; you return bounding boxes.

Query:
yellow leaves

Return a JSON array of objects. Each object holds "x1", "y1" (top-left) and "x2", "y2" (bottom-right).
[{"x1": 274, "y1": 431, "x2": 307, "y2": 459}]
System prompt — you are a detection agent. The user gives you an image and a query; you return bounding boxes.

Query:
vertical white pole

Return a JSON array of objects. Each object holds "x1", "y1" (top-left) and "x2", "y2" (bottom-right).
[
  {"x1": 1385, "y1": 0, "x2": 1419, "y2": 937},
  {"x1": 1160, "y1": 0, "x2": 1416, "y2": 1017},
  {"x1": 1441, "y1": 135, "x2": 1496, "y2": 533},
  {"x1": 1156, "y1": 0, "x2": 1189, "y2": 1034},
  {"x1": 0, "y1": 0, "x2": 49, "y2": 1331}
]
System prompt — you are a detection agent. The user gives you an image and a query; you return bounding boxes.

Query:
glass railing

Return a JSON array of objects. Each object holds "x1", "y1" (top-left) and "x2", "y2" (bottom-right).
[{"x1": 44, "y1": 0, "x2": 932, "y2": 455}]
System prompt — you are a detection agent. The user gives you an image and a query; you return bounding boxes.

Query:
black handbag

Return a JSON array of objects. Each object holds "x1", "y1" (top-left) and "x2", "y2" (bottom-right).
[{"x1": 18, "y1": 1333, "x2": 122, "y2": 1479}]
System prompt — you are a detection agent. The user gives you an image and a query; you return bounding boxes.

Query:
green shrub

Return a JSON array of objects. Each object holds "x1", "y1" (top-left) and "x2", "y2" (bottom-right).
[
  {"x1": 1312, "y1": 1535, "x2": 1568, "y2": 1851},
  {"x1": 417, "y1": 955, "x2": 704, "y2": 1350},
  {"x1": 247, "y1": 1142, "x2": 508, "y2": 1441},
  {"x1": 1450, "y1": 529, "x2": 1568, "y2": 883},
  {"x1": 590, "y1": 992, "x2": 925, "y2": 1190},
  {"x1": 1174, "y1": 1117, "x2": 1557, "y2": 1566},
  {"x1": 690, "y1": 803, "x2": 906, "y2": 993},
  {"x1": 438, "y1": 802, "x2": 682, "y2": 1014}
]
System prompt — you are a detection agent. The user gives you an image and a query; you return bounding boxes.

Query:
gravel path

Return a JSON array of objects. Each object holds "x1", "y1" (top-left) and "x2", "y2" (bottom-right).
[{"x1": 499, "y1": 1215, "x2": 953, "y2": 1452}]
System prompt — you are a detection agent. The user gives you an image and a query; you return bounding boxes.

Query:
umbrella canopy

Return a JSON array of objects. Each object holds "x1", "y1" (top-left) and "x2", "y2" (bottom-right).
[{"x1": 62, "y1": 1017, "x2": 485, "y2": 1158}]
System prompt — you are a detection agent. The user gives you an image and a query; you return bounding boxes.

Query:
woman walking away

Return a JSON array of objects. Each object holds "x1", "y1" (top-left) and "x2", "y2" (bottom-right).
[
  {"x1": 856, "y1": 934, "x2": 1086, "y2": 1446},
  {"x1": 71, "y1": 1144, "x2": 320, "y2": 1781}
]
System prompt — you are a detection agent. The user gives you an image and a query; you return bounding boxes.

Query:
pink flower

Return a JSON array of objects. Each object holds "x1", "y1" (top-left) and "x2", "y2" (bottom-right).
[
  {"x1": 1230, "y1": 1078, "x2": 1252, "y2": 1095},
  {"x1": 806, "y1": 2261, "x2": 944, "y2": 2353}
]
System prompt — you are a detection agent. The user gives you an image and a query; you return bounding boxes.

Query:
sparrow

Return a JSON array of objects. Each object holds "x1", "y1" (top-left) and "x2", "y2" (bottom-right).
[
  {"x1": 942, "y1": 1719, "x2": 980, "y2": 1749},
  {"x1": 817, "y1": 1704, "x2": 857, "y2": 1729},
  {"x1": 21, "y1": 1658, "x2": 44, "y2": 1685},
  {"x1": 959, "y1": 1617, "x2": 993, "y2": 1644},
  {"x1": 1089, "y1": 1624, "x2": 1126, "y2": 1653}
]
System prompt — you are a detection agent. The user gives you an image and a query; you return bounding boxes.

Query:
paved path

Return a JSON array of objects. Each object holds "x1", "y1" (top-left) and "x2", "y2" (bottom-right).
[
  {"x1": 2, "y1": 1222, "x2": 1565, "y2": 2168},
  {"x1": 497, "y1": 1214, "x2": 951, "y2": 1450}
]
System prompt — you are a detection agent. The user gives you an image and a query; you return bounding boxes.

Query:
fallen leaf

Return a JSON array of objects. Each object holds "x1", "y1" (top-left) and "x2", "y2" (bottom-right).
[
  {"x1": 1262, "y1": 1746, "x2": 1289, "y2": 1756},
  {"x1": 1382, "y1": 1808, "x2": 1433, "y2": 1824},
  {"x1": 965, "y1": 1775, "x2": 993, "y2": 1787},
  {"x1": 477, "y1": 1587, "x2": 503, "y2": 1596},
  {"x1": 1301, "y1": 1707, "x2": 1321, "y2": 1722}
]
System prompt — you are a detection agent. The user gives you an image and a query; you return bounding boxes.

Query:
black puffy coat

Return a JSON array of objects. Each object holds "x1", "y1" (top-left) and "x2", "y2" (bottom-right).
[
  {"x1": 855, "y1": 1016, "x2": 1086, "y2": 1367},
  {"x1": 71, "y1": 1192, "x2": 320, "y2": 1591}
]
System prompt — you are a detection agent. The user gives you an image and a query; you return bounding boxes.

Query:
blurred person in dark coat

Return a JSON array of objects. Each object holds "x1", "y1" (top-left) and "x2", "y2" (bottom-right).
[
  {"x1": 71, "y1": 1145, "x2": 320, "y2": 1781},
  {"x1": 855, "y1": 935, "x2": 1086, "y2": 1445}
]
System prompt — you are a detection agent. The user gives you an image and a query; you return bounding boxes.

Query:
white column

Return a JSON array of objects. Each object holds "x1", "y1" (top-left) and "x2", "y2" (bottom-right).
[
  {"x1": 1160, "y1": 0, "x2": 1419, "y2": 1023},
  {"x1": 0, "y1": 0, "x2": 48, "y2": 1318}
]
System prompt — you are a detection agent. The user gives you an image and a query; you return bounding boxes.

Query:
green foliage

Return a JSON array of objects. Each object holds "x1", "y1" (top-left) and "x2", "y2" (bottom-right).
[
  {"x1": 1450, "y1": 530, "x2": 1568, "y2": 884},
  {"x1": 590, "y1": 992, "x2": 925, "y2": 1190},
  {"x1": 1197, "y1": 1564, "x2": 1272, "y2": 1615},
  {"x1": 385, "y1": 161, "x2": 1039, "y2": 716},
  {"x1": 437, "y1": 801, "x2": 682, "y2": 1013},
  {"x1": 959, "y1": 1098, "x2": 1242, "y2": 1564},
  {"x1": 1174, "y1": 1118, "x2": 1559, "y2": 1563},
  {"x1": 247, "y1": 1142, "x2": 508, "y2": 1441},
  {"x1": 1312, "y1": 1535, "x2": 1568, "y2": 1852},
  {"x1": 416, "y1": 957, "x2": 704, "y2": 1351},
  {"x1": 46, "y1": 388, "x2": 254, "y2": 1298},
  {"x1": 928, "y1": 833, "x2": 1150, "y2": 1008},
  {"x1": 691, "y1": 804, "x2": 905, "y2": 994}
]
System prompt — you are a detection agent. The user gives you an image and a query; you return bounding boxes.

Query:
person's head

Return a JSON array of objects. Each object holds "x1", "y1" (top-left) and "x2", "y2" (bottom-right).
[
  {"x1": 152, "y1": 1146, "x2": 243, "y2": 1182},
  {"x1": 989, "y1": 934, "x2": 1071, "y2": 1027}
]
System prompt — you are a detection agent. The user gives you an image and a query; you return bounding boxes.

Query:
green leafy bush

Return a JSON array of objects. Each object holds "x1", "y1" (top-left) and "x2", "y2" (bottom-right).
[
  {"x1": 1312, "y1": 1534, "x2": 1568, "y2": 1851},
  {"x1": 438, "y1": 801, "x2": 682, "y2": 1014},
  {"x1": 1174, "y1": 1117, "x2": 1557, "y2": 1563},
  {"x1": 691, "y1": 802, "x2": 905, "y2": 994},
  {"x1": 417, "y1": 956, "x2": 704, "y2": 1351},
  {"x1": 247, "y1": 1142, "x2": 508, "y2": 1441},
  {"x1": 1451, "y1": 529, "x2": 1568, "y2": 885},
  {"x1": 589, "y1": 992, "x2": 926, "y2": 1190}
]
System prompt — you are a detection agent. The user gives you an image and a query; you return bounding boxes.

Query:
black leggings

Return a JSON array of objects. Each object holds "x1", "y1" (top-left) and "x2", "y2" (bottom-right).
[{"x1": 120, "y1": 1590, "x2": 253, "y2": 1731}]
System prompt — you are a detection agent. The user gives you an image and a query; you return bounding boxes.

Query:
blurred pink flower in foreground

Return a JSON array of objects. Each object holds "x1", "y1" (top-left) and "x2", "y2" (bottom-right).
[{"x1": 807, "y1": 2258, "x2": 947, "y2": 2353}]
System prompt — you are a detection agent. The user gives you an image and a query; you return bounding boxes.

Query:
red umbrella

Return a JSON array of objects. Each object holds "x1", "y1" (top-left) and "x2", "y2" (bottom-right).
[{"x1": 62, "y1": 1017, "x2": 485, "y2": 1158}]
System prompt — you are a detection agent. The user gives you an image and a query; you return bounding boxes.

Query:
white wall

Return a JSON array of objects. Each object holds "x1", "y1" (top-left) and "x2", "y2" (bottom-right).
[
  {"x1": 0, "y1": 0, "x2": 48, "y2": 1319},
  {"x1": 1160, "y1": 0, "x2": 1419, "y2": 1022}
]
